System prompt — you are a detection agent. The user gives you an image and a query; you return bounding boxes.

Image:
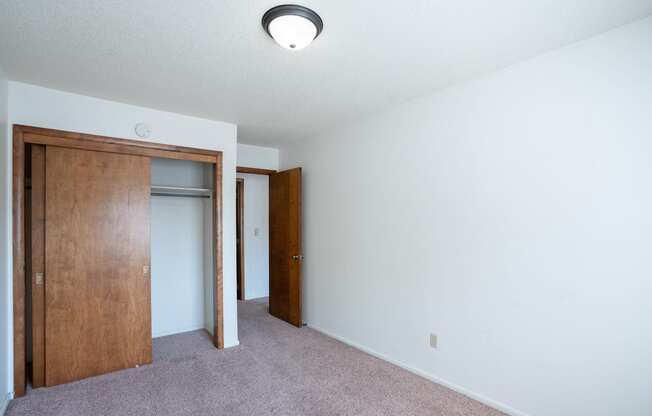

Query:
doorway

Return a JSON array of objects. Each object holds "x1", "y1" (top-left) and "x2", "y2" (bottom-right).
[
  {"x1": 234, "y1": 171, "x2": 270, "y2": 303},
  {"x1": 235, "y1": 166, "x2": 303, "y2": 327}
]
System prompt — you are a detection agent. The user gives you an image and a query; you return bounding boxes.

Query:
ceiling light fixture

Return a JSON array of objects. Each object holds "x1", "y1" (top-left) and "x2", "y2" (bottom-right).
[{"x1": 262, "y1": 4, "x2": 323, "y2": 51}]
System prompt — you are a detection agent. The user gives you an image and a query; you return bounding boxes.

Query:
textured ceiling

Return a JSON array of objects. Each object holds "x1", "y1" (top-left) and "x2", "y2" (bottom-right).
[{"x1": 1, "y1": 1, "x2": 651, "y2": 146}]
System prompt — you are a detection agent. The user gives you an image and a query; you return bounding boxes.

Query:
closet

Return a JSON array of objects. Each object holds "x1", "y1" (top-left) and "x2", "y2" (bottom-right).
[
  {"x1": 13, "y1": 125, "x2": 224, "y2": 396},
  {"x1": 150, "y1": 158, "x2": 215, "y2": 338}
]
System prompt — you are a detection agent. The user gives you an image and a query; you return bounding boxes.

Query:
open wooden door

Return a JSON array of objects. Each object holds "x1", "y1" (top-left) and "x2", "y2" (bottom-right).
[
  {"x1": 269, "y1": 168, "x2": 302, "y2": 327},
  {"x1": 44, "y1": 146, "x2": 152, "y2": 386}
]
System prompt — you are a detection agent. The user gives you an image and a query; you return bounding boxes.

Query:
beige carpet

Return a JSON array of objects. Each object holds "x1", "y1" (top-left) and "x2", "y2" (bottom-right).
[{"x1": 7, "y1": 298, "x2": 504, "y2": 415}]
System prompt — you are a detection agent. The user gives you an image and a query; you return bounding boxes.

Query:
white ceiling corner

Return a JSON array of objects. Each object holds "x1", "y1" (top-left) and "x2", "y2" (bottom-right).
[{"x1": 1, "y1": 0, "x2": 651, "y2": 146}]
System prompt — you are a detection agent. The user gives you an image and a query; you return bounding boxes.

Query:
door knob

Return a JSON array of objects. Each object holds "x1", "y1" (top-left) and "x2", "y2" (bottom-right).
[{"x1": 292, "y1": 255, "x2": 304, "y2": 261}]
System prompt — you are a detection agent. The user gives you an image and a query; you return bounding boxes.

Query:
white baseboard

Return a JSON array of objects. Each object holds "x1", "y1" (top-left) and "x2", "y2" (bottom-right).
[
  {"x1": 243, "y1": 295, "x2": 269, "y2": 302},
  {"x1": 1, "y1": 392, "x2": 12, "y2": 416},
  {"x1": 153, "y1": 325, "x2": 239, "y2": 349},
  {"x1": 307, "y1": 324, "x2": 529, "y2": 416},
  {"x1": 152, "y1": 325, "x2": 208, "y2": 338},
  {"x1": 224, "y1": 339, "x2": 240, "y2": 349}
]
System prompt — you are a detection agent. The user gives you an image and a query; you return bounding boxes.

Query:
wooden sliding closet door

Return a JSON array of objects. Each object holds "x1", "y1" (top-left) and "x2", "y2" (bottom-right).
[
  {"x1": 45, "y1": 146, "x2": 152, "y2": 386},
  {"x1": 30, "y1": 145, "x2": 46, "y2": 387}
]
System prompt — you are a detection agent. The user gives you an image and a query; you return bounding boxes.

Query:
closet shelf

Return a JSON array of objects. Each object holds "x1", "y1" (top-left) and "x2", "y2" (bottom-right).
[{"x1": 151, "y1": 185, "x2": 213, "y2": 198}]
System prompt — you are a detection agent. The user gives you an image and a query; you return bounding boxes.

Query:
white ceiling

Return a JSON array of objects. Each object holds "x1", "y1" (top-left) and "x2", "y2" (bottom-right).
[{"x1": 1, "y1": 1, "x2": 651, "y2": 146}]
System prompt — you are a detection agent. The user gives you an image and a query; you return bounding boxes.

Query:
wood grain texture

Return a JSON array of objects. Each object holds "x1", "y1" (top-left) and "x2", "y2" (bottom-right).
[
  {"x1": 24, "y1": 146, "x2": 32, "y2": 388},
  {"x1": 30, "y1": 145, "x2": 46, "y2": 387},
  {"x1": 17, "y1": 125, "x2": 219, "y2": 156},
  {"x1": 213, "y1": 154, "x2": 224, "y2": 348},
  {"x1": 25, "y1": 133, "x2": 215, "y2": 163},
  {"x1": 236, "y1": 166, "x2": 276, "y2": 175},
  {"x1": 45, "y1": 147, "x2": 152, "y2": 386},
  {"x1": 13, "y1": 126, "x2": 26, "y2": 397},
  {"x1": 269, "y1": 168, "x2": 302, "y2": 327},
  {"x1": 236, "y1": 179, "x2": 245, "y2": 301}
]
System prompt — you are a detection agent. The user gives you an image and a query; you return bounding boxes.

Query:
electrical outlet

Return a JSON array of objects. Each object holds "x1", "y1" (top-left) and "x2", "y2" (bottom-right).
[{"x1": 429, "y1": 333, "x2": 438, "y2": 349}]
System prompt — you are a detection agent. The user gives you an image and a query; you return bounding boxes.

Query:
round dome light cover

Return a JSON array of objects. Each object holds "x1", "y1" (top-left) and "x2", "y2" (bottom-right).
[{"x1": 262, "y1": 5, "x2": 323, "y2": 51}]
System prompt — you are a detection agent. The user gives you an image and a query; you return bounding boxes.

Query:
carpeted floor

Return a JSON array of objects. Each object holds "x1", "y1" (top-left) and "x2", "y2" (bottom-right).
[{"x1": 7, "y1": 298, "x2": 504, "y2": 415}]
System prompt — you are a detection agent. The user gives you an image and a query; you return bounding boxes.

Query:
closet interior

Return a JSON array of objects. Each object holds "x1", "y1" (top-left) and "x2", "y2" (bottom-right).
[{"x1": 150, "y1": 157, "x2": 215, "y2": 339}]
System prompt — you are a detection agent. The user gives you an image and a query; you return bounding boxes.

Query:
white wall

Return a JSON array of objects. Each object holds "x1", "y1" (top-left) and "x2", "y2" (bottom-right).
[
  {"x1": 151, "y1": 196, "x2": 211, "y2": 337},
  {"x1": 236, "y1": 173, "x2": 269, "y2": 300},
  {"x1": 4, "y1": 82, "x2": 239, "y2": 397},
  {"x1": 237, "y1": 143, "x2": 279, "y2": 170},
  {"x1": 0, "y1": 67, "x2": 11, "y2": 414},
  {"x1": 280, "y1": 17, "x2": 652, "y2": 416}
]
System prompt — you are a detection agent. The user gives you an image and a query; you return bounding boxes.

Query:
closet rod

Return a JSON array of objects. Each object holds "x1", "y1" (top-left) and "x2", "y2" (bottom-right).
[
  {"x1": 151, "y1": 185, "x2": 212, "y2": 192},
  {"x1": 151, "y1": 192, "x2": 211, "y2": 199},
  {"x1": 150, "y1": 185, "x2": 212, "y2": 199}
]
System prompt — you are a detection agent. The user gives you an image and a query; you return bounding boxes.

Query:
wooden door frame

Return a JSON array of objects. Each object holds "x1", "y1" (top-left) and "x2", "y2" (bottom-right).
[
  {"x1": 236, "y1": 166, "x2": 276, "y2": 175},
  {"x1": 236, "y1": 179, "x2": 245, "y2": 300},
  {"x1": 12, "y1": 125, "x2": 225, "y2": 397}
]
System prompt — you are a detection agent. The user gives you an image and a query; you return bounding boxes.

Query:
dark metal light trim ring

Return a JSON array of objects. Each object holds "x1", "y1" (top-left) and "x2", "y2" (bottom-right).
[{"x1": 262, "y1": 4, "x2": 324, "y2": 39}]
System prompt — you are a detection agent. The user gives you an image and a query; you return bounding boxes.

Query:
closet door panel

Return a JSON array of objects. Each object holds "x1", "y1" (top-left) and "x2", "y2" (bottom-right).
[
  {"x1": 30, "y1": 144, "x2": 46, "y2": 387},
  {"x1": 45, "y1": 146, "x2": 151, "y2": 386}
]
